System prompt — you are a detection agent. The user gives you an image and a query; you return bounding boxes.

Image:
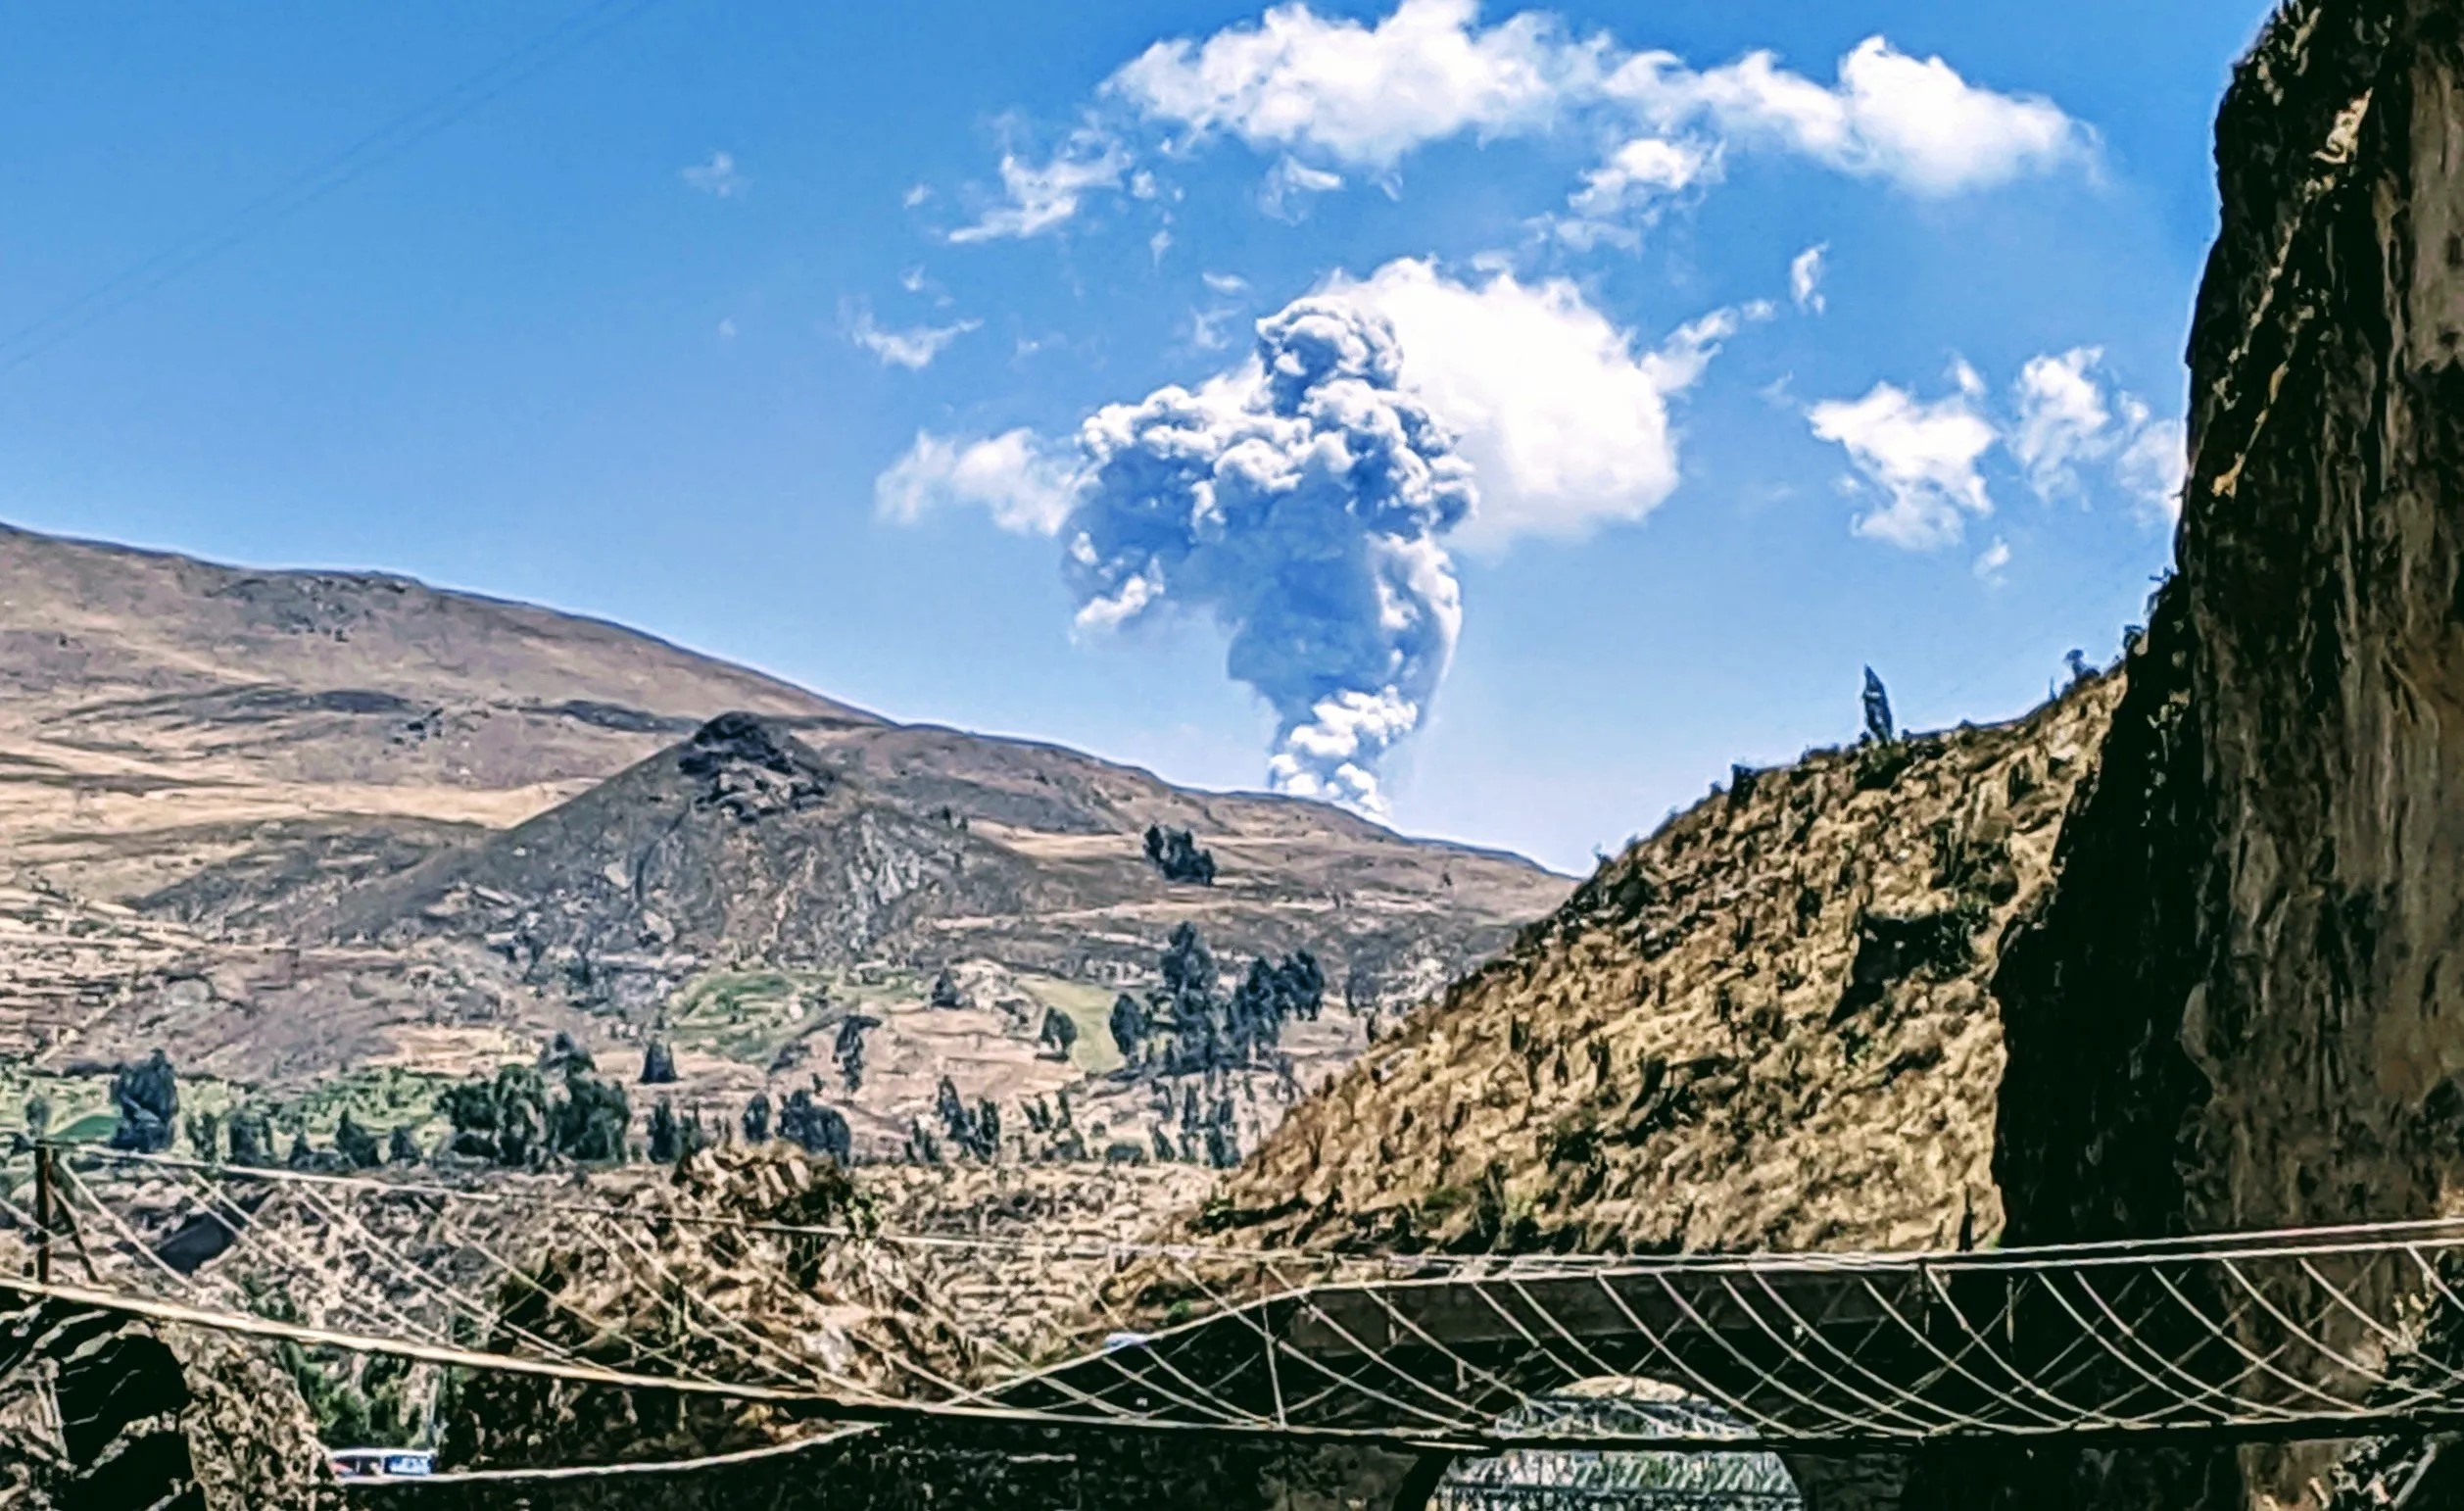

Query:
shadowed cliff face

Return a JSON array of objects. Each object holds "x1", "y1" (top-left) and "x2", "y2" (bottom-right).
[
  {"x1": 1986, "y1": 2, "x2": 2464, "y2": 1505},
  {"x1": 1999, "y1": 0, "x2": 2464, "y2": 1258}
]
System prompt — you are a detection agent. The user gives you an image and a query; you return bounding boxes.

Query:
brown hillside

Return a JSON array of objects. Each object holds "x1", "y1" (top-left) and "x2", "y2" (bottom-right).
[
  {"x1": 1203, "y1": 674, "x2": 2121, "y2": 1256},
  {"x1": 0, "y1": 523, "x2": 1564, "y2": 1160}
]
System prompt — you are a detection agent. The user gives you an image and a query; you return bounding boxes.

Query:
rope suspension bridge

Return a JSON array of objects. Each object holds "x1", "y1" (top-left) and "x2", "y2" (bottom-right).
[{"x1": 2, "y1": 1139, "x2": 2461, "y2": 1493}]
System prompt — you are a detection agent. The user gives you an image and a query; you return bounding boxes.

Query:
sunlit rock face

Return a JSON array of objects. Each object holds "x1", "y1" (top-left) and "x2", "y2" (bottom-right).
[{"x1": 1986, "y1": 1, "x2": 2464, "y2": 1505}]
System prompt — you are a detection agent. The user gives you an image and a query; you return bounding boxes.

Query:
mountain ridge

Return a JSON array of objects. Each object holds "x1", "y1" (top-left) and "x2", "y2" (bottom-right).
[{"x1": 0, "y1": 518, "x2": 1566, "y2": 1165}]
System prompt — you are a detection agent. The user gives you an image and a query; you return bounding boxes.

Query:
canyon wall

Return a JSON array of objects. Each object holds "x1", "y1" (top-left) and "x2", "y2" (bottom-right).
[{"x1": 1988, "y1": 0, "x2": 2464, "y2": 1503}]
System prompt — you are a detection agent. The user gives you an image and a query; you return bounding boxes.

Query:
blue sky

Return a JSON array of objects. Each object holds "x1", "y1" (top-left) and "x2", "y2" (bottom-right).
[{"x1": 0, "y1": 0, "x2": 2273, "y2": 871}]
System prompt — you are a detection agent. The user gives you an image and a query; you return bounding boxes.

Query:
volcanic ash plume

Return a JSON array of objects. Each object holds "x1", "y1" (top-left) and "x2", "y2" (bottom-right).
[{"x1": 1067, "y1": 297, "x2": 1475, "y2": 816}]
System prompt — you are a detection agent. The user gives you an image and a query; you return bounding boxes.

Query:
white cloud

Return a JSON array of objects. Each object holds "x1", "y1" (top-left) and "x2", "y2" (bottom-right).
[
  {"x1": 681, "y1": 151, "x2": 747, "y2": 198},
  {"x1": 942, "y1": 5, "x2": 2089, "y2": 245},
  {"x1": 1809, "y1": 381, "x2": 1998, "y2": 550},
  {"x1": 846, "y1": 308, "x2": 982, "y2": 369},
  {"x1": 2116, "y1": 414, "x2": 2188, "y2": 521},
  {"x1": 874, "y1": 429, "x2": 1084, "y2": 534},
  {"x1": 2007, "y1": 347, "x2": 2186, "y2": 520},
  {"x1": 1572, "y1": 136, "x2": 1716, "y2": 213},
  {"x1": 1614, "y1": 36, "x2": 2092, "y2": 195},
  {"x1": 1790, "y1": 243, "x2": 1827, "y2": 312},
  {"x1": 2009, "y1": 346, "x2": 2112, "y2": 498},
  {"x1": 1329, "y1": 257, "x2": 1734, "y2": 552},
  {"x1": 1552, "y1": 135, "x2": 1719, "y2": 246},
  {"x1": 1816, "y1": 348, "x2": 2186, "y2": 552},
  {"x1": 1202, "y1": 270, "x2": 1251, "y2": 295},
  {"x1": 1973, "y1": 536, "x2": 2011, "y2": 584},
  {"x1": 1261, "y1": 154, "x2": 1347, "y2": 217},
  {"x1": 716, "y1": 317, "x2": 738, "y2": 340},
  {"x1": 1108, "y1": 0, "x2": 1586, "y2": 169},
  {"x1": 948, "y1": 133, "x2": 1131, "y2": 242},
  {"x1": 901, "y1": 182, "x2": 932, "y2": 209},
  {"x1": 1187, "y1": 305, "x2": 1242, "y2": 350}
]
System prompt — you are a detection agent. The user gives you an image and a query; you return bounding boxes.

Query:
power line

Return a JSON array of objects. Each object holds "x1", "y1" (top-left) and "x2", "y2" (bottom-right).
[{"x1": 0, "y1": 0, "x2": 669, "y2": 376}]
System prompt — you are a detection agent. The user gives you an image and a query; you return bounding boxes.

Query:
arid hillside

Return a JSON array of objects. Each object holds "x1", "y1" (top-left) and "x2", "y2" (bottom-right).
[
  {"x1": 1204, "y1": 674, "x2": 2121, "y2": 1256},
  {"x1": 0, "y1": 523, "x2": 1566, "y2": 1155}
]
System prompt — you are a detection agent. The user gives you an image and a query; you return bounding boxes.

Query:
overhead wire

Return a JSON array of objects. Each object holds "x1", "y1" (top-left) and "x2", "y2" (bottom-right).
[{"x1": 0, "y1": 0, "x2": 673, "y2": 375}]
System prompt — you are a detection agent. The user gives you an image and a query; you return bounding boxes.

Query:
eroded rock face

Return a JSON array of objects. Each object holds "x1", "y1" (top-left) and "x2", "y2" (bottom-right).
[
  {"x1": 2005, "y1": 0, "x2": 2464, "y2": 1244},
  {"x1": 2000, "y1": 0, "x2": 2464, "y2": 1281},
  {"x1": 1986, "y1": 1, "x2": 2464, "y2": 1504}
]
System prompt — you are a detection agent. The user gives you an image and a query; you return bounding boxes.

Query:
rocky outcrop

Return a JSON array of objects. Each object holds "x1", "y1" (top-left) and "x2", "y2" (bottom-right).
[
  {"x1": 319, "y1": 714, "x2": 1047, "y2": 1009},
  {"x1": 1984, "y1": 1, "x2": 2464, "y2": 1504},
  {"x1": 0, "y1": 1299, "x2": 335, "y2": 1509}
]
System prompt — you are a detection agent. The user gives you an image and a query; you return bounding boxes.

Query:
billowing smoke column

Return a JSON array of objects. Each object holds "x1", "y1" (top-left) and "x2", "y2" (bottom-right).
[{"x1": 1065, "y1": 298, "x2": 1475, "y2": 816}]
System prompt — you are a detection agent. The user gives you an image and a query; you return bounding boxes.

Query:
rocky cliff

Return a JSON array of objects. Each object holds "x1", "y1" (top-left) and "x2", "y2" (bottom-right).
[{"x1": 1986, "y1": 2, "x2": 2464, "y2": 1504}]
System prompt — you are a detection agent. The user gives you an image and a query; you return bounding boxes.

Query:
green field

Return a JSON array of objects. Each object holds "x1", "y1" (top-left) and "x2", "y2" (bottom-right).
[{"x1": 1011, "y1": 974, "x2": 1126, "y2": 1074}]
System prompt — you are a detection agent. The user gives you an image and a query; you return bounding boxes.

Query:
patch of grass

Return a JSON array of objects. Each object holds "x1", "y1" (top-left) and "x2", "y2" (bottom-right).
[
  {"x1": 55, "y1": 1111, "x2": 118, "y2": 1143},
  {"x1": 265, "y1": 1066, "x2": 462, "y2": 1145},
  {"x1": 1012, "y1": 974, "x2": 1126, "y2": 1074},
  {"x1": 664, "y1": 968, "x2": 845, "y2": 1065}
]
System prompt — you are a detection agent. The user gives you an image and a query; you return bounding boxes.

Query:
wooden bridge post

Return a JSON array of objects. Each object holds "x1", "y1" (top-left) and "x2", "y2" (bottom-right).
[{"x1": 30, "y1": 1141, "x2": 52, "y2": 1285}]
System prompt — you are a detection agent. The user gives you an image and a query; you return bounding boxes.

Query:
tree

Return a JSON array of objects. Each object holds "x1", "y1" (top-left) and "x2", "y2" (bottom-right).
[
  {"x1": 287, "y1": 1131, "x2": 318, "y2": 1170},
  {"x1": 1142, "y1": 825, "x2": 1217, "y2": 886},
  {"x1": 1861, "y1": 666, "x2": 1896, "y2": 745},
  {"x1": 1277, "y1": 950, "x2": 1327, "y2": 1022},
  {"x1": 933, "y1": 1076, "x2": 999, "y2": 1161},
  {"x1": 779, "y1": 1089, "x2": 851, "y2": 1163},
  {"x1": 1204, "y1": 1099, "x2": 1239, "y2": 1169},
  {"x1": 183, "y1": 1112, "x2": 220, "y2": 1162},
  {"x1": 386, "y1": 1126, "x2": 421, "y2": 1165},
  {"x1": 227, "y1": 1109, "x2": 274, "y2": 1167},
  {"x1": 743, "y1": 1090, "x2": 773, "y2": 1144},
  {"x1": 1160, "y1": 922, "x2": 1216, "y2": 1001},
  {"x1": 929, "y1": 967, "x2": 964, "y2": 1010},
  {"x1": 1108, "y1": 994, "x2": 1146, "y2": 1068},
  {"x1": 438, "y1": 1064, "x2": 549, "y2": 1167},
  {"x1": 540, "y1": 1031, "x2": 595, "y2": 1075},
  {"x1": 550, "y1": 1068, "x2": 630, "y2": 1163},
  {"x1": 648, "y1": 1098, "x2": 684, "y2": 1164},
  {"x1": 833, "y1": 1014, "x2": 879, "y2": 1094},
  {"x1": 334, "y1": 1111, "x2": 382, "y2": 1170},
  {"x1": 1150, "y1": 923, "x2": 1228, "y2": 1073},
  {"x1": 640, "y1": 1038, "x2": 679, "y2": 1086},
  {"x1": 109, "y1": 1049, "x2": 178, "y2": 1153},
  {"x1": 1038, "y1": 1007, "x2": 1079, "y2": 1061}
]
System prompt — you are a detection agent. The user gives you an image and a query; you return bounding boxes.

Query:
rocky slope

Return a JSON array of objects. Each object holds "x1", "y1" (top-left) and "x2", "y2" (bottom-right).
[
  {"x1": 0, "y1": 523, "x2": 1564, "y2": 1155},
  {"x1": 1201, "y1": 675, "x2": 2121, "y2": 1257}
]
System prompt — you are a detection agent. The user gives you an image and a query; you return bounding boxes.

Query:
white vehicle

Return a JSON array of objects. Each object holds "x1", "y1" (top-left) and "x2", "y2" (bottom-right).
[{"x1": 328, "y1": 1448, "x2": 437, "y2": 1481}]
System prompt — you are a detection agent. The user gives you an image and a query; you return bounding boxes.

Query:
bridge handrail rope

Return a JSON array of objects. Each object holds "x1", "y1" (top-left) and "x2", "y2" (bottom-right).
[
  {"x1": 61, "y1": 1143, "x2": 2464, "y2": 1274},
  {"x1": 15, "y1": 1139, "x2": 2464, "y2": 1460}
]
